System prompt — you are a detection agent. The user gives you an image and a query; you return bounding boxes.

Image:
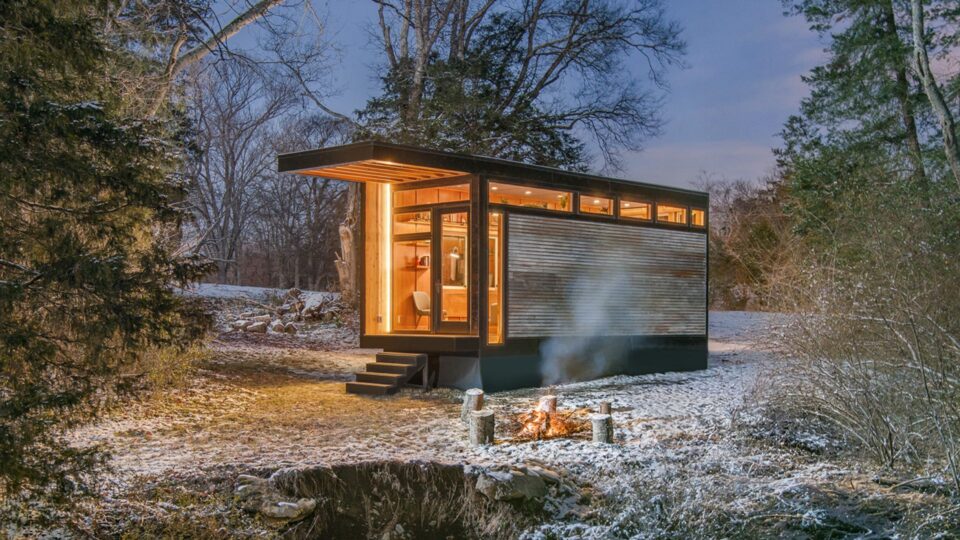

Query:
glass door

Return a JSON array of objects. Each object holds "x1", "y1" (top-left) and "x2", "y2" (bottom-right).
[{"x1": 435, "y1": 208, "x2": 469, "y2": 333}]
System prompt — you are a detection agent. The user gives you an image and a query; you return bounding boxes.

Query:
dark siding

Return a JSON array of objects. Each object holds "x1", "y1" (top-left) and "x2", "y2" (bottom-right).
[{"x1": 507, "y1": 214, "x2": 706, "y2": 337}]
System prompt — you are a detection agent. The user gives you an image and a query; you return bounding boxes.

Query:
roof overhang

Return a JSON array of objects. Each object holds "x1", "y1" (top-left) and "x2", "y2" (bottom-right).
[
  {"x1": 278, "y1": 141, "x2": 709, "y2": 204},
  {"x1": 278, "y1": 142, "x2": 470, "y2": 184}
]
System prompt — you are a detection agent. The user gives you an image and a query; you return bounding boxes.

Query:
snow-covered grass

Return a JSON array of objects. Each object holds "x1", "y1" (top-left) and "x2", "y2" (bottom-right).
[{"x1": 53, "y1": 311, "x2": 960, "y2": 537}]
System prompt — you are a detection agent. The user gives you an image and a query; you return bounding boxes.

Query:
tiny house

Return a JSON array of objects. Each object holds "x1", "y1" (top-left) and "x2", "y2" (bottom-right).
[{"x1": 278, "y1": 142, "x2": 708, "y2": 394}]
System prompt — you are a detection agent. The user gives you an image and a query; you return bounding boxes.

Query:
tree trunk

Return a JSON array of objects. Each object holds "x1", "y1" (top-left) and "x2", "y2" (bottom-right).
[
  {"x1": 884, "y1": 0, "x2": 926, "y2": 184},
  {"x1": 469, "y1": 409, "x2": 495, "y2": 445},
  {"x1": 335, "y1": 183, "x2": 360, "y2": 306},
  {"x1": 461, "y1": 388, "x2": 484, "y2": 423},
  {"x1": 538, "y1": 395, "x2": 557, "y2": 414},
  {"x1": 910, "y1": 0, "x2": 960, "y2": 191},
  {"x1": 590, "y1": 414, "x2": 613, "y2": 443}
]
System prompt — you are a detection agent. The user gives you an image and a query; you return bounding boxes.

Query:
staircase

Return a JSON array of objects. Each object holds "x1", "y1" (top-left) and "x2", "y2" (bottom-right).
[{"x1": 346, "y1": 352, "x2": 428, "y2": 395}]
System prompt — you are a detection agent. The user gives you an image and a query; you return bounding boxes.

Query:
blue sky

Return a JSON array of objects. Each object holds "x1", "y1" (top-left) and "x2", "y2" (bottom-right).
[{"x1": 257, "y1": 1, "x2": 826, "y2": 189}]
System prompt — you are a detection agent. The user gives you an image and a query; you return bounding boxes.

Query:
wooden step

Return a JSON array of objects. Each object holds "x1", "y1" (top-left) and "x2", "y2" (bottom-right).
[
  {"x1": 346, "y1": 381, "x2": 398, "y2": 395},
  {"x1": 356, "y1": 372, "x2": 406, "y2": 385},
  {"x1": 376, "y1": 352, "x2": 426, "y2": 366},
  {"x1": 366, "y1": 362, "x2": 415, "y2": 375}
]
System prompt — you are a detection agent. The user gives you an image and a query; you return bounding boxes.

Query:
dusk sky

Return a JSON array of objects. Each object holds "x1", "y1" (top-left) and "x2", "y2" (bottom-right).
[{"x1": 299, "y1": 1, "x2": 826, "y2": 189}]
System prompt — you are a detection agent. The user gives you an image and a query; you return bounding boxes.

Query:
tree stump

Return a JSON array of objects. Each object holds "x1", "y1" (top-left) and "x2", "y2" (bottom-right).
[
  {"x1": 461, "y1": 388, "x2": 484, "y2": 423},
  {"x1": 599, "y1": 401, "x2": 612, "y2": 415},
  {"x1": 590, "y1": 414, "x2": 613, "y2": 443},
  {"x1": 538, "y1": 395, "x2": 557, "y2": 413},
  {"x1": 469, "y1": 410, "x2": 495, "y2": 446}
]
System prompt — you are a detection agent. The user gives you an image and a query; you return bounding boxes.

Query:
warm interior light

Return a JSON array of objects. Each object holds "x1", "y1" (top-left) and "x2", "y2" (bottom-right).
[
  {"x1": 624, "y1": 203, "x2": 631, "y2": 207},
  {"x1": 491, "y1": 186, "x2": 498, "y2": 191},
  {"x1": 593, "y1": 199, "x2": 600, "y2": 204},
  {"x1": 524, "y1": 190, "x2": 532, "y2": 195},
  {"x1": 383, "y1": 183, "x2": 392, "y2": 333}
]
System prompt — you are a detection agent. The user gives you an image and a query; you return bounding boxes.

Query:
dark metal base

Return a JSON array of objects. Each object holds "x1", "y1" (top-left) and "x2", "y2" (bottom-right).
[{"x1": 360, "y1": 334, "x2": 707, "y2": 392}]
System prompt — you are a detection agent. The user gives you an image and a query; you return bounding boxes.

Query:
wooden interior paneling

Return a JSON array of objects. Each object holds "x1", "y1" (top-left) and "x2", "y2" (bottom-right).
[{"x1": 507, "y1": 214, "x2": 706, "y2": 337}]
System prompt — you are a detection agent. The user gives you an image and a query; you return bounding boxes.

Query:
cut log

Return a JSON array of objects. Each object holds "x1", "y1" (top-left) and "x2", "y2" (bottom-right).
[
  {"x1": 461, "y1": 388, "x2": 484, "y2": 423},
  {"x1": 590, "y1": 414, "x2": 613, "y2": 444},
  {"x1": 538, "y1": 395, "x2": 557, "y2": 414},
  {"x1": 599, "y1": 401, "x2": 612, "y2": 415},
  {"x1": 469, "y1": 409, "x2": 495, "y2": 446}
]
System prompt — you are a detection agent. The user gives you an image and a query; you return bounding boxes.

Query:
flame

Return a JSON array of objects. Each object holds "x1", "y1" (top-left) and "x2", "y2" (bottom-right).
[{"x1": 514, "y1": 407, "x2": 590, "y2": 441}]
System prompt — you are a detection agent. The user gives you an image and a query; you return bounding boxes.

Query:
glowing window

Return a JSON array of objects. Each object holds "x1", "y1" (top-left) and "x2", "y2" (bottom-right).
[
  {"x1": 394, "y1": 183, "x2": 469, "y2": 207},
  {"x1": 393, "y1": 211, "x2": 431, "y2": 236},
  {"x1": 657, "y1": 204, "x2": 687, "y2": 225},
  {"x1": 580, "y1": 196, "x2": 613, "y2": 215},
  {"x1": 691, "y1": 208, "x2": 706, "y2": 227},
  {"x1": 620, "y1": 200, "x2": 652, "y2": 220},
  {"x1": 489, "y1": 182, "x2": 571, "y2": 212}
]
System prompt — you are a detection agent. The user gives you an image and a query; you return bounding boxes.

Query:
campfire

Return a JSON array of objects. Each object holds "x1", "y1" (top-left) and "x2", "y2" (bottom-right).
[{"x1": 513, "y1": 395, "x2": 590, "y2": 441}]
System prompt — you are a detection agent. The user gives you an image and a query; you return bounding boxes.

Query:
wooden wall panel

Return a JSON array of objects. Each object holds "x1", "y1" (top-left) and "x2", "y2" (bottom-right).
[{"x1": 507, "y1": 214, "x2": 706, "y2": 337}]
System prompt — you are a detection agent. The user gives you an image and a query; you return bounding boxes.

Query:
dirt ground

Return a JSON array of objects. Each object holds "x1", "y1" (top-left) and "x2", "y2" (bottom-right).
[{"x1": 54, "y1": 311, "x2": 960, "y2": 538}]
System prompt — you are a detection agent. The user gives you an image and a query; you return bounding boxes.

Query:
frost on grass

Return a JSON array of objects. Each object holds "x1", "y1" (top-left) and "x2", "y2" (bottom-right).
[{"x1": 50, "y1": 312, "x2": 960, "y2": 537}]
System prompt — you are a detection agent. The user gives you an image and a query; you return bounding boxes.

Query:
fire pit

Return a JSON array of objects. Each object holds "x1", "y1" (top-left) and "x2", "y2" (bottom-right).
[{"x1": 510, "y1": 396, "x2": 592, "y2": 441}]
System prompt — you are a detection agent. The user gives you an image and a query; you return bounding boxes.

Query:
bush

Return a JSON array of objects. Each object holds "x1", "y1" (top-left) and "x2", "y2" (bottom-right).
[{"x1": 760, "y1": 181, "x2": 960, "y2": 492}]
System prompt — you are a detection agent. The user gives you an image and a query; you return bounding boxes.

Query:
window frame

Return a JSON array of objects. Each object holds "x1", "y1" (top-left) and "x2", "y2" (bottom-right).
[{"x1": 655, "y1": 203, "x2": 689, "y2": 226}]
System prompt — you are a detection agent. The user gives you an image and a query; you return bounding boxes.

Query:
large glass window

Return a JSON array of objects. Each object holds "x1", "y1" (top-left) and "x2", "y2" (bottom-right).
[
  {"x1": 580, "y1": 195, "x2": 613, "y2": 216},
  {"x1": 439, "y1": 211, "x2": 469, "y2": 324},
  {"x1": 657, "y1": 204, "x2": 687, "y2": 225},
  {"x1": 489, "y1": 181, "x2": 571, "y2": 212},
  {"x1": 393, "y1": 238, "x2": 432, "y2": 331},
  {"x1": 691, "y1": 208, "x2": 706, "y2": 227},
  {"x1": 620, "y1": 199, "x2": 652, "y2": 220},
  {"x1": 394, "y1": 183, "x2": 469, "y2": 207},
  {"x1": 487, "y1": 212, "x2": 503, "y2": 344}
]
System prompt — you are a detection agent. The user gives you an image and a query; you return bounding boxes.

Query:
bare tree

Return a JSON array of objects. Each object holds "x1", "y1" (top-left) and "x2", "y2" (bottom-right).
[
  {"x1": 909, "y1": 0, "x2": 960, "y2": 190},
  {"x1": 108, "y1": 0, "x2": 289, "y2": 115},
  {"x1": 369, "y1": 0, "x2": 686, "y2": 170},
  {"x1": 184, "y1": 58, "x2": 298, "y2": 283}
]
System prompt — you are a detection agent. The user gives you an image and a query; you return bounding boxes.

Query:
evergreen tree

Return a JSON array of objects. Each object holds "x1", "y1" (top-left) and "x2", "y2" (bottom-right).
[{"x1": 0, "y1": 0, "x2": 210, "y2": 492}]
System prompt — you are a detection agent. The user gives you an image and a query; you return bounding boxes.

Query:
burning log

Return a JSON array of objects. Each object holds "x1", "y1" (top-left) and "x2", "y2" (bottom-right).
[
  {"x1": 537, "y1": 395, "x2": 557, "y2": 414},
  {"x1": 599, "y1": 401, "x2": 612, "y2": 415},
  {"x1": 469, "y1": 409, "x2": 495, "y2": 445},
  {"x1": 590, "y1": 414, "x2": 613, "y2": 443},
  {"x1": 461, "y1": 388, "x2": 484, "y2": 423}
]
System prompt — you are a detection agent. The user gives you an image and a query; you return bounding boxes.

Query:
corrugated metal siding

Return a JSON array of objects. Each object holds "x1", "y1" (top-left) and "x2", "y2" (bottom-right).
[{"x1": 507, "y1": 214, "x2": 706, "y2": 337}]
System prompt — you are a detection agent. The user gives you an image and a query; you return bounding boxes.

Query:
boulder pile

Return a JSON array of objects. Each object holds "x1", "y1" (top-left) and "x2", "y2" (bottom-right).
[{"x1": 229, "y1": 288, "x2": 348, "y2": 335}]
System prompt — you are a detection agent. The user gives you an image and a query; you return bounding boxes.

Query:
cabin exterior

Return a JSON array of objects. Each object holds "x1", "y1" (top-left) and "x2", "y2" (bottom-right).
[{"x1": 278, "y1": 141, "x2": 708, "y2": 394}]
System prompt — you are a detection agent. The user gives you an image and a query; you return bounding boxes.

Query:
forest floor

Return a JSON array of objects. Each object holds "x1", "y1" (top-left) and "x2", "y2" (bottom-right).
[{"x1": 10, "y1": 289, "x2": 958, "y2": 538}]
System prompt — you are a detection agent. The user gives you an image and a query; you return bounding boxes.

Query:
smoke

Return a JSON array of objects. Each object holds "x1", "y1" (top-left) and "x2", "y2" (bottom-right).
[{"x1": 539, "y1": 266, "x2": 631, "y2": 385}]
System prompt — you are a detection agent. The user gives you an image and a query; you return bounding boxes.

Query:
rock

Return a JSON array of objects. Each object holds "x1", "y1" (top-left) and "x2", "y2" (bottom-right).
[
  {"x1": 235, "y1": 474, "x2": 316, "y2": 522},
  {"x1": 231, "y1": 319, "x2": 251, "y2": 330},
  {"x1": 302, "y1": 292, "x2": 342, "y2": 320},
  {"x1": 269, "y1": 320, "x2": 285, "y2": 333},
  {"x1": 526, "y1": 465, "x2": 561, "y2": 484},
  {"x1": 283, "y1": 322, "x2": 297, "y2": 334},
  {"x1": 260, "y1": 498, "x2": 316, "y2": 520},
  {"x1": 240, "y1": 311, "x2": 256, "y2": 318},
  {"x1": 251, "y1": 314, "x2": 272, "y2": 323},
  {"x1": 246, "y1": 321, "x2": 268, "y2": 333},
  {"x1": 476, "y1": 469, "x2": 547, "y2": 502}
]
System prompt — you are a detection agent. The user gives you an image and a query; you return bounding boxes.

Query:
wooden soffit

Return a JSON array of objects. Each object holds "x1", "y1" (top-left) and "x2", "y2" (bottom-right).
[{"x1": 292, "y1": 159, "x2": 468, "y2": 184}]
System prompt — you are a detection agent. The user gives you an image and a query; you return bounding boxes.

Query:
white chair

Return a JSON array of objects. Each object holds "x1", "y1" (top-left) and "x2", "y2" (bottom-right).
[{"x1": 413, "y1": 291, "x2": 430, "y2": 327}]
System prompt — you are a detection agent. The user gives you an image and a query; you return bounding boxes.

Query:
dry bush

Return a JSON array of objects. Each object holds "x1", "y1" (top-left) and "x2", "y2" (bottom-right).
[
  {"x1": 701, "y1": 176, "x2": 802, "y2": 310},
  {"x1": 760, "y1": 185, "x2": 960, "y2": 492}
]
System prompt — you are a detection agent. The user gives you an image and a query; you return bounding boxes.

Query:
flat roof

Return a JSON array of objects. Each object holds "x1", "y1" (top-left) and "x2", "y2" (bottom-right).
[{"x1": 278, "y1": 141, "x2": 707, "y2": 202}]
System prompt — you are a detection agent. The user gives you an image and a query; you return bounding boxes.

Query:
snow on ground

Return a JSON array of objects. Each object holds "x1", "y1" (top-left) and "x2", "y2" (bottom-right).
[
  {"x1": 66, "y1": 310, "x2": 954, "y2": 536},
  {"x1": 72, "y1": 312, "x2": 770, "y2": 480}
]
